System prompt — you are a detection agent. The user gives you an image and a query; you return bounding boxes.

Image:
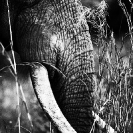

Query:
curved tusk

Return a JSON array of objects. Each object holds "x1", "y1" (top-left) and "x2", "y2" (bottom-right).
[{"x1": 30, "y1": 63, "x2": 77, "y2": 133}]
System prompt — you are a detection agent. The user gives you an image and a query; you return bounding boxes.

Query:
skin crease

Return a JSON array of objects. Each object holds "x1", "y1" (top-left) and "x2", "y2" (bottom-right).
[
  {"x1": 0, "y1": 0, "x2": 95, "y2": 133},
  {"x1": 0, "y1": 0, "x2": 130, "y2": 49},
  {"x1": 2, "y1": 0, "x2": 130, "y2": 132}
]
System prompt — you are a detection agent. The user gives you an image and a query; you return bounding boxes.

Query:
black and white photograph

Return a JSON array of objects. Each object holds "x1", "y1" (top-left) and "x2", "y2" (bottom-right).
[{"x1": 0, "y1": 0, "x2": 133, "y2": 133}]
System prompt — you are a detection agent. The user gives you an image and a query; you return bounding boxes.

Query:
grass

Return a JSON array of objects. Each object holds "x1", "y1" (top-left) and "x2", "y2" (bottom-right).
[{"x1": 89, "y1": 0, "x2": 133, "y2": 132}]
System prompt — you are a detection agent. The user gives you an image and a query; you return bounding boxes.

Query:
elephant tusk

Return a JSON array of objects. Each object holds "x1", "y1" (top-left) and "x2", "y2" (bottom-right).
[
  {"x1": 30, "y1": 63, "x2": 77, "y2": 133},
  {"x1": 92, "y1": 111, "x2": 117, "y2": 133}
]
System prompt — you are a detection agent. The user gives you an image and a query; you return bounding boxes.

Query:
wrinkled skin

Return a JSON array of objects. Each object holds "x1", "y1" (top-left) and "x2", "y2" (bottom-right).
[{"x1": 0, "y1": 0, "x2": 95, "y2": 132}]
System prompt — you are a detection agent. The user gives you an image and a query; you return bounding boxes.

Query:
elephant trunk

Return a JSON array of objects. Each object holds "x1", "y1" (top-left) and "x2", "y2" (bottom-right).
[{"x1": 51, "y1": 1, "x2": 95, "y2": 132}]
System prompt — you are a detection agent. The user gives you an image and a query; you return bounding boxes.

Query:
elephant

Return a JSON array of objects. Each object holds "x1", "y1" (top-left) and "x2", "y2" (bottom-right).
[{"x1": 0, "y1": 0, "x2": 96, "y2": 132}]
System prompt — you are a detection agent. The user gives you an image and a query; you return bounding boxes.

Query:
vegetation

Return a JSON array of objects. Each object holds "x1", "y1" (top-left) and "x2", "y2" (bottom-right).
[{"x1": 89, "y1": 0, "x2": 133, "y2": 132}]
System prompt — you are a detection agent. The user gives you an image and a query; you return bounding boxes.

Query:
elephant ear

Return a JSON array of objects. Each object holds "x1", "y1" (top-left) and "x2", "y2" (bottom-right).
[{"x1": 29, "y1": 62, "x2": 77, "y2": 133}]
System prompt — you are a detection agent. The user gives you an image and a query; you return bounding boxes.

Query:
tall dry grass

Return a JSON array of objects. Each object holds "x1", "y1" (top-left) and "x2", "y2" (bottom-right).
[{"x1": 90, "y1": 0, "x2": 133, "y2": 133}]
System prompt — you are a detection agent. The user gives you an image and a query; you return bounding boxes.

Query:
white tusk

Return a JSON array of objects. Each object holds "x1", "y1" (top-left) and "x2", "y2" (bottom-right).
[
  {"x1": 30, "y1": 63, "x2": 77, "y2": 133},
  {"x1": 92, "y1": 111, "x2": 117, "y2": 133}
]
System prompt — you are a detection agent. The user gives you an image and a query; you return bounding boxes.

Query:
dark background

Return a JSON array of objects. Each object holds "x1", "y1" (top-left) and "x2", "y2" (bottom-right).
[{"x1": 81, "y1": 0, "x2": 133, "y2": 40}]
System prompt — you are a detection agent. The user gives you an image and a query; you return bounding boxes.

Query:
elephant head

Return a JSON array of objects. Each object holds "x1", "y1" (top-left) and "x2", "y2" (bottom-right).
[{"x1": 0, "y1": 0, "x2": 95, "y2": 132}]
